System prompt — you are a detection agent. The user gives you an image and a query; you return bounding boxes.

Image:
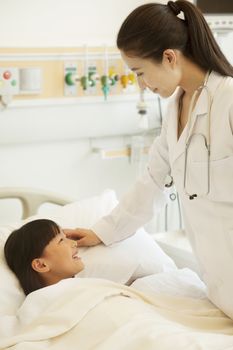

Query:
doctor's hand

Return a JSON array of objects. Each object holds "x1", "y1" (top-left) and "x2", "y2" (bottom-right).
[{"x1": 64, "y1": 228, "x2": 102, "y2": 247}]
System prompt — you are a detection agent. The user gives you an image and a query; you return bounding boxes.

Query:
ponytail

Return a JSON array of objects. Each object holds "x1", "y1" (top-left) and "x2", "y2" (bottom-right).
[
  {"x1": 175, "y1": 1, "x2": 233, "y2": 77},
  {"x1": 117, "y1": 0, "x2": 233, "y2": 77}
]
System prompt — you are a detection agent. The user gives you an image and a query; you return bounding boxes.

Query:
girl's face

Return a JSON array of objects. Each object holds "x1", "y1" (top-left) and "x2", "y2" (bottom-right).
[
  {"x1": 121, "y1": 50, "x2": 181, "y2": 98},
  {"x1": 34, "y1": 230, "x2": 84, "y2": 280}
]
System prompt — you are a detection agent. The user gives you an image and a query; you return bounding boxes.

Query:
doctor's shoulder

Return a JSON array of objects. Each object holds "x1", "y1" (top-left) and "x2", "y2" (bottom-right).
[
  {"x1": 221, "y1": 74, "x2": 233, "y2": 93},
  {"x1": 212, "y1": 73, "x2": 233, "y2": 114},
  {"x1": 222, "y1": 76, "x2": 233, "y2": 134}
]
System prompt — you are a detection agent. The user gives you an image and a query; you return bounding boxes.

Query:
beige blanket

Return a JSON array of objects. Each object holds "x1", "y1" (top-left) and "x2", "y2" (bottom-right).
[{"x1": 1, "y1": 278, "x2": 233, "y2": 350}]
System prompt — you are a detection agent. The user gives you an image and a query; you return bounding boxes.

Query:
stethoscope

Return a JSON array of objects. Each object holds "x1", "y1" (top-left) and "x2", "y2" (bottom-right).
[
  {"x1": 165, "y1": 72, "x2": 213, "y2": 200},
  {"x1": 183, "y1": 80, "x2": 212, "y2": 200},
  {"x1": 148, "y1": 72, "x2": 213, "y2": 200}
]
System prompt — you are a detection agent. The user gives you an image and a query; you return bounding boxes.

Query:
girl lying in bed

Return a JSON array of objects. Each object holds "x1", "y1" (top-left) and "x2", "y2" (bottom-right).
[
  {"x1": 3, "y1": 220, "x2": 233, "y2": 350},
  {"x1": 4, "y1": 219, "x2": 84, "y2": 295},
  {"x1": 4, "y1": 218, "x2": 207, "y2": 300}
]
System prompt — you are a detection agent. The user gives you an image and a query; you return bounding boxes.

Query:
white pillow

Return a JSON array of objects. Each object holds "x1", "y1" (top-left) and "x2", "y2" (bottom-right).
[
  {"x1": 0, "y1": 224, "x2": 25, "y2": 316},
  {"x1": 77, "y1": 228, "x2": 176, "y2": 284},
  {"x1": 51, "y1": 189, "x2": 119, "y2": 229},
  {"x1": 0, "y1": 189, "x2": 176, "y2": 316},
  {"x1": 51, "y1": 189, "x2": 176, "y2": 284}
]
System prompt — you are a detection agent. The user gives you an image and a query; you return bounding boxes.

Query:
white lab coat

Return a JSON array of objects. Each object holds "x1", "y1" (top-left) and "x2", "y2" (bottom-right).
[{"x1": 92, "y1": 71, "x2": 233, "y2": 319}]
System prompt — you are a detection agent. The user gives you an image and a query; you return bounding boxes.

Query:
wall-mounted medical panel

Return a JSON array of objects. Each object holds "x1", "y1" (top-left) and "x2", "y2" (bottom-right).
[{"x1": 0, "y1": 47, "x2": 138, "y2": 105}]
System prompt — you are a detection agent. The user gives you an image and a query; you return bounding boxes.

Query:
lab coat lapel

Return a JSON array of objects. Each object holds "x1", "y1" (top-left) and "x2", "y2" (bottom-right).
[
  {"x1": 169, "y1": 71, "x2": 222, "y2": 165},
  {"x1": 170, "y1": 124, "x2": 188, "y2": 165},
  {"x1": 167, "y1": 88, "x2": 189, "y2": 165},
  {"x1": 166, "y1": 90, "x2": 180, "y2": 151}
]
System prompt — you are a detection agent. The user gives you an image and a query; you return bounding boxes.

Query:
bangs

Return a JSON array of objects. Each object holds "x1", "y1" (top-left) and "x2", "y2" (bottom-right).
[{"x1": 28, "y1": 219, "x2": 61, "y2": 254}]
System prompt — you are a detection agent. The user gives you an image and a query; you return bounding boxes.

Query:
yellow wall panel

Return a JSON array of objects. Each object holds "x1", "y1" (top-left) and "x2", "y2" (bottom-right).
[{"x1": 0, "y1": 47, "x2": 136, "y2": 101}]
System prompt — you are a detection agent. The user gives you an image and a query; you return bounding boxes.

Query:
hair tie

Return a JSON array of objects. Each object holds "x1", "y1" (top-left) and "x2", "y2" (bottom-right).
[
  {"x1": 167, "y1": 1, "x2": 181, "y2": 16},
  {"x1": 167, "y1": 1, "x2": 185, "y2": 20}
]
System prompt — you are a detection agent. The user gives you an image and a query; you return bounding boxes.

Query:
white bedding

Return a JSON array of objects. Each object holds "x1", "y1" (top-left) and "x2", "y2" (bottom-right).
[
  {"x1": 1, "y1": 189, "x2": 233, "y2": 349},
  {"x1": 1, "y1": 277, "x2": 233, "y2": 350},
  {"x1": 131, "y1": 268, "x2": 207, "y2": 300}
]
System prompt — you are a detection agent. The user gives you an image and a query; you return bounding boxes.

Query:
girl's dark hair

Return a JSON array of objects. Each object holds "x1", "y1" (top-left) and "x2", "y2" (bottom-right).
[
  {"x1": 117, "y1": 0, "x2": 233, "y2": 77},
  {"x1": 4, "y1": 219, "x2": 60, "y2": 295}
]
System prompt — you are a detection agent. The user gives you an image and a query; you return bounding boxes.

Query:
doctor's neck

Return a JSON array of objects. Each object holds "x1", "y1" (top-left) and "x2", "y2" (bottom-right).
[{"x1": 179, "y1": 56, "x2": 208, "y2": 98}]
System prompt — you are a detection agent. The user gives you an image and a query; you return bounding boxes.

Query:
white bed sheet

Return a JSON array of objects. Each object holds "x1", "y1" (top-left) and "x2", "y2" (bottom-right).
[{"x1": 1, "y1": 275, "x2": 233, "y2": 350}]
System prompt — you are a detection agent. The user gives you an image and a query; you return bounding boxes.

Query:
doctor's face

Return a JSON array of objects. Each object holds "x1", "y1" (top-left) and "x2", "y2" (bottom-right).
[{"x1": 121, "y1": 50, "x2": 181, "y2": 98}]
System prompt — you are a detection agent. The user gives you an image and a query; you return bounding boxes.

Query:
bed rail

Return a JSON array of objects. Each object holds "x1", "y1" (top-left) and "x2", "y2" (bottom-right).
[{"x1": 0, "y1": 187, "x2": 74, "y2": 219}]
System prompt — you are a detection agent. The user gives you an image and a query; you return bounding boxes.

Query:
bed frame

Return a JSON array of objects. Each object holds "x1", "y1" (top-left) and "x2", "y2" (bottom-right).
[{"x1": 0, "y1": 187, "x2": 74, "y2": 219}]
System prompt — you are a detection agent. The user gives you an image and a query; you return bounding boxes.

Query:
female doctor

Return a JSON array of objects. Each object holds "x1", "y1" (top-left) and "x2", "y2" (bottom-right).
[{"x1": 66, "y1": 1, "x2": 233, "y2": 318}]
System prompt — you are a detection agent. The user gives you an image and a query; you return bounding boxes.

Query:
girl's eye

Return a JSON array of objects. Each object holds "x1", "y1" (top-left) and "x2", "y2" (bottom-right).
[
  {"x1": 58, "y1": 238, "x2": 64, "y2": 244},
  {"x1": 136, "y1": 72, "x2": 144, "y2": 77}
]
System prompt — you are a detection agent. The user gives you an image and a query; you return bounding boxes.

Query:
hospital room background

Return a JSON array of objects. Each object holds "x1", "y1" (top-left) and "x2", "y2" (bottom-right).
[{"x1": 0, "y1": 0, "x2": 232, "y2": 268}]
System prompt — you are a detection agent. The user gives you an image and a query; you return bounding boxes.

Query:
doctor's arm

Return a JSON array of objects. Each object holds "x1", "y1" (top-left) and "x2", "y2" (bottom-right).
[{"x1": 66, "y1": 114, "x2": 172, "y2": 247}]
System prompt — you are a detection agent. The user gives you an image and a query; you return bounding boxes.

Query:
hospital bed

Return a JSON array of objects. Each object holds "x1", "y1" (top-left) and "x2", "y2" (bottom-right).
[{"x1": 1, "y1": 187, "x2": 233, "y2": 350}]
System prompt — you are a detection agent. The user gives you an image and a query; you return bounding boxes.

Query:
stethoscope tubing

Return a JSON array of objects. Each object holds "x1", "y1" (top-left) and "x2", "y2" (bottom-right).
[{"x1": 183, "y1": 73, "x2": 212, "y2": 199}]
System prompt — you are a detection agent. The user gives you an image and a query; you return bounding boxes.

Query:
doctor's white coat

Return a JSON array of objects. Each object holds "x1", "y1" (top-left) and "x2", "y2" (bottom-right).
[{"x1": 92, "y1": 71, "x2": 233, "y2": 319}]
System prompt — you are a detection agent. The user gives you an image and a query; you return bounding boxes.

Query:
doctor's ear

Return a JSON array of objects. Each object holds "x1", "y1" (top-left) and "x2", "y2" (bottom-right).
[
  {"x1": 31, "y1": 258, "x2": 50, "y2": 273},
  {"x1": 162, "y1": 49, "x2": 177, "y2": 66}
]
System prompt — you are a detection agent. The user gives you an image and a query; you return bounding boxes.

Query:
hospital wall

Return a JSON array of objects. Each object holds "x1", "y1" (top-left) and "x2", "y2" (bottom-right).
[{"x1": 0, "y1": 0, "x2": 176, "y2": 230}]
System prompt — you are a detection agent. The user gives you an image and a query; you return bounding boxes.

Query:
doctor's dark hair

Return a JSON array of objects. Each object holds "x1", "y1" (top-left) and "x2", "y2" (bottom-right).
[
  {"x1": 4, "y1": 219, "x2": 60, "y2": 296},
  {"x1": 117, "y1": 0, "x2": 233, "y2": 77}
]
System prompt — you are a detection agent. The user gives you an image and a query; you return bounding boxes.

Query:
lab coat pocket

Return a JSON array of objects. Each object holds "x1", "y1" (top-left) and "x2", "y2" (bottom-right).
[
  {"x1": 209, "y1": 155, "x2": 233, "y2": 202},
  {"x1": 186, "y1": 155, "x2": 233, "y2": 202}
]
